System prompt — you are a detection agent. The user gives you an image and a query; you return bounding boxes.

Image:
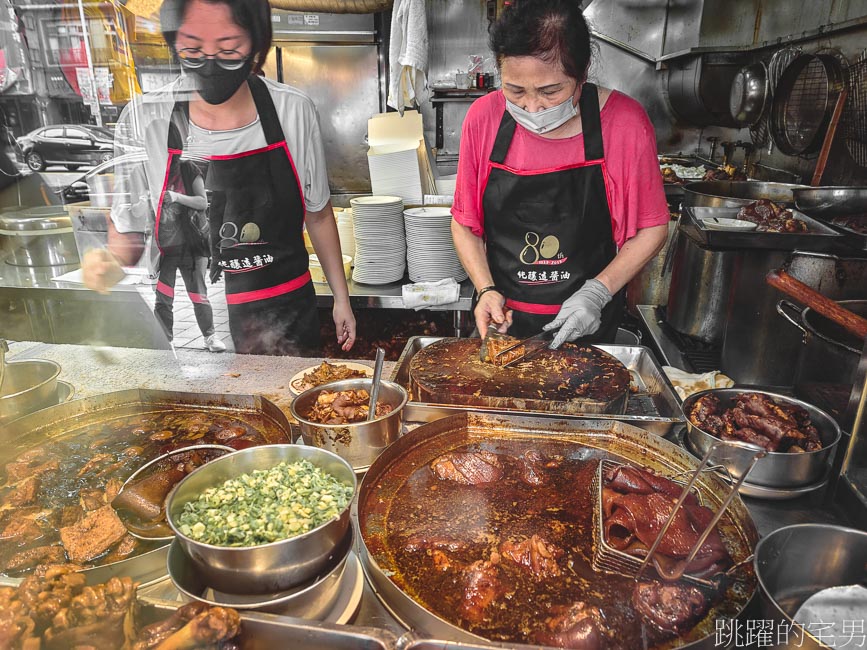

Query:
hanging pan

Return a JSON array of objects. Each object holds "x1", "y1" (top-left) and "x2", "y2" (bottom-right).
[{"x1": 770, "y1": 53, "x2": 845, "y2": 155}]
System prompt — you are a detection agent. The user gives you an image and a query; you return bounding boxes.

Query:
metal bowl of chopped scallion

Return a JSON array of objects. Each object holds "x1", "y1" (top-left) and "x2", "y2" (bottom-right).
[{"x1": 166, "y1": 444, "x2": 356, "y2": 594}]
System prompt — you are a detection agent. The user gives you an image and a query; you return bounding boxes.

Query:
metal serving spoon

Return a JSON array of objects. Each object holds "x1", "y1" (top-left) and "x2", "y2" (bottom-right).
[{"x1": 367, "y1": 347, "x2": 385, "y2": 421}]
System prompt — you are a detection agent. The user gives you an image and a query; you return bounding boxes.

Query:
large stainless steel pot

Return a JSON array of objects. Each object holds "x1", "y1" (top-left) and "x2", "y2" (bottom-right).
[
  {"x1": 666, "y1": 229, "x2": 736, "y2": 343},
  {"x1": 754, "y1": 524, "x2": 867, "y2": 650},
  {"x1": 626, "y1": 219, "x2": 677, "y2": 317},
  {"x1": 682, "y1": 181, "x2": 808, "y2": 208},
  {"x1": 778, "y1": 299, "x2": 866, "y2": 430},
  {"x1": 722, "y1": 252, "x2": 867, "y2": 387},
  {"x1": 359, "y1": 412, "x2": 759, "y2": 650},
  {"x1": 0, "y1": 206, "x2": 79, "y2": 267},
  {"x1": 682, "y1": 388, "x2": 842, "y2": 488}
]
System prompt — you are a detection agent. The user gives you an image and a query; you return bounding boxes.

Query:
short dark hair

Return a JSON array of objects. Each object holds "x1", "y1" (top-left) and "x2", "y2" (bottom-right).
[
  {"x1": 160, "y1": 0, "x2": 272, "y2": 74},
  {"x1": 490, "y1": 0, "x2": 592, "y2": 82}
]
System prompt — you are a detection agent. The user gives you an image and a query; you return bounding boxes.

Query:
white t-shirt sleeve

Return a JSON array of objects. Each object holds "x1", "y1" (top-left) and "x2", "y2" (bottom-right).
[{"x1": 301, "y1": 104, "x2": 331, "y2": 213}]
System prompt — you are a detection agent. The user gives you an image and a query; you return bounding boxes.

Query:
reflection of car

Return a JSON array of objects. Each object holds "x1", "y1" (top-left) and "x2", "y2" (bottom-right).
[
  {"x1": 60, "y1": 152, "x2": 147, "y2": 205},
  {"x1": 17, "y1": 124, "x2": 115, "y2": 172}
]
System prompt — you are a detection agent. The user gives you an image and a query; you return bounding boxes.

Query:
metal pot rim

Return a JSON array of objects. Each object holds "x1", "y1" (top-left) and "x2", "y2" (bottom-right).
[
  {"x1": 802, "y1": 300, "x2": 866, "y2": 355},
  {"x1": 0, "y1": 359, "x2": 61, "y2": 401},
  {"x1": 681, "y1": 388, "x2": 842, "y2": 457},
  {"x1": 166, "y1": 444, "x2": 357, "y2": 552},
  {"x1": 290, "y1": 379, "x2": 409, "y2": 428},
  {"x1": 753, "y1": 523, "x2": 867, "y2": 629}
]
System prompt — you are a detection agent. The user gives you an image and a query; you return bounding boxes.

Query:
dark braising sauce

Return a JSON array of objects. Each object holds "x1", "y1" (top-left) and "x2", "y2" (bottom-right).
[
  {"x1": 377, "y1": 439, "x2": 738, "y2": 649},
  {"x1": 0, "y1": 409, "x2": 289, "y2": 576}
]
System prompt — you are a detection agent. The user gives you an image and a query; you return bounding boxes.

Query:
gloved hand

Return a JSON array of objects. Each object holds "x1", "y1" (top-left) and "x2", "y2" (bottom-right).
[{"x1": 542, "y1": 279, "x2": 612, "y2": 348}]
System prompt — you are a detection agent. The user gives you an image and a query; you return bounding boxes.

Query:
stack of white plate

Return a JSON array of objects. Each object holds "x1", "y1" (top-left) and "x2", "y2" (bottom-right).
[
  {"x1": 368, "y1": 146, "x2": 423, "y2": 205},
  {"x1": 335, "y1": 208, "x2": 356, "y2": 266},
  {"x1": 350, "y1": 196, "x2": 406, "y2": 284},
  {"x1": 404, "y1": 207, "x2": 468, "y2": 283}
]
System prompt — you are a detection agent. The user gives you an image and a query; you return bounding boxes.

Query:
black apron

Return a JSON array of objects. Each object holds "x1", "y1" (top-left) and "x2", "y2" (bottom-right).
[
  {"x1": 481, "y1": 83, "x2": 624, "y2": 342},
  {"x1": 164, "y1": 76, "x2": 319, "y2": 355}
]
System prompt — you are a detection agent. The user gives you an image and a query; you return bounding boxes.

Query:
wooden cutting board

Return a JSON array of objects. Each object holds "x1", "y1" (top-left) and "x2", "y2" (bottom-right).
[{"x1": 408, "y1": 338, "x2": 630, "y2": 414}]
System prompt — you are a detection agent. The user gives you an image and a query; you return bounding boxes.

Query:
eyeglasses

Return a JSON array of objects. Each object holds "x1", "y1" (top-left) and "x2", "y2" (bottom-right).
[{"x1": 177, "y1": 48, "x2": 250, "y2": 71}]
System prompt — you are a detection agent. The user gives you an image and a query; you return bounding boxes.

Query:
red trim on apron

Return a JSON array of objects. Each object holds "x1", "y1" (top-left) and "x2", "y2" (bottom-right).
[
  {"x1": 225, "y1": 270, "x2": 312, "y2": 305},
  {"x1": 156, "y1": 280, "x2": 174, "y2": 297},
  {"x1": 489, "y1": 158, "x2": 605, "y2": 176},
  {"x1": 188, "y1": 291, "x2": 209, "y2": 304},
  {"x1": 282, "y1": 143, "x2": 306, "y2": 218},
  {"x1": 153, "y1": 151, "x2": 176, "y2": 255},
  {"x1": 506, "y1": 298, "x2": 560, "y2": 315}
]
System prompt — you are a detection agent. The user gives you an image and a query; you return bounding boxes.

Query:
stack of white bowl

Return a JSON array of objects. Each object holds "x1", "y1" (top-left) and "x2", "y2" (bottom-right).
[
  {"x1": 404, "y1": 207, "x2": 467, "y2": 283},
  {"x1": 334, "y1": 208, "x2": 356, "y2": 266},
  {"x1": 350, "y1": 196, "x2": 406, "y2": 284}
]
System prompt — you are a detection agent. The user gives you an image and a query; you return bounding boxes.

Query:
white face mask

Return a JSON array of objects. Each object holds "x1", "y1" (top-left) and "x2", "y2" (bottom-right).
[{"x1": 505, "y1": 93, "x2": 578, "y2": 134}]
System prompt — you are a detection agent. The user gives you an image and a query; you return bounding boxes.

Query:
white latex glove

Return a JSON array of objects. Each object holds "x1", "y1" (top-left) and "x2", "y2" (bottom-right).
[{"x1": 542, "y1": 279, "x2": 612, "y2": 348}]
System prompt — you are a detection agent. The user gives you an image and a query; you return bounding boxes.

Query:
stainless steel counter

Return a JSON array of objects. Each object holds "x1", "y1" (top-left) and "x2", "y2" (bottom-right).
[{"x1": 0, "y1": 256, "x2": 474, "y2": 310}]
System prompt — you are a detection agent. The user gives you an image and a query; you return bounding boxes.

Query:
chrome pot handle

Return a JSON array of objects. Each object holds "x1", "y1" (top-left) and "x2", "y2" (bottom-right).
[{"x1": 776, "y1": 299, "x2": 808, "y2": 338}]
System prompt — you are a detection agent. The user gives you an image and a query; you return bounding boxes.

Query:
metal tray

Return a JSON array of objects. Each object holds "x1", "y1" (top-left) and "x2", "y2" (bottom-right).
[
  {"x1": 140, "y1": 597, "x2": 398, "y2": 650},
  {"x1": 0, "y1": 389, "x2": 294, "y2": 587},
  {"x1": 683, "y1": 206, "x2": 844, "y2": 251},
  {"x1": 390, "y1": 337, "x2": 684, "y2": 436},
  {"x1": 800, "y1": 214, "x2": 867, "y2": 252}
]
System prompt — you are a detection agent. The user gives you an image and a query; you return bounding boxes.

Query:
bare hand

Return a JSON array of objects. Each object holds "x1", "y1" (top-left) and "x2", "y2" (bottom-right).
[
  {"x1": 475, "y1": 290, "x2": 512, "y2": 337},
  {"x1": 333, "y1": 300, "x2": 356, "y2": 352},
  {"x1": 81, "y1": 248, "x2": 125, "y2": 295},
  {"x1": 163, "y1": 190, "x2": 175, "y2": 205}
]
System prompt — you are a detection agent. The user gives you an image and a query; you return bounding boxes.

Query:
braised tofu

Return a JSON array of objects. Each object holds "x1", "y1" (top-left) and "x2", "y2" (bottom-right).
[{"x1": 59, "y1": 505, "x2": 126, "y2": 563}]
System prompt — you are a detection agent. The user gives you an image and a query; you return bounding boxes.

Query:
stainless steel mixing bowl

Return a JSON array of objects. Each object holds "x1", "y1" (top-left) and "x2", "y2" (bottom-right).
[{"x1": 166, "y1": 444, "x2": 356, "y2": 594}]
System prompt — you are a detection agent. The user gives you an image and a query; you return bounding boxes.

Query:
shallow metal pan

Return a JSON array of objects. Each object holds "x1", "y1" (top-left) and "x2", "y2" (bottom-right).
[
  {"x1": 793, "y1": 186, "x2": 867, "y2": 218},
  {"x1": 140, "y1": 597, "x2": 398, "y2": 650},
  {"x1": 0, "y1": 389, "x2": 293, "y2": 587},
  {"x1": 389, "y1": 337, "x2": 684, "y2": 435},
  {"x1": 682, "y1": 181, "x2": 809, "y2": 209},
  {"x1": 682, "y1": 207, "x2": 844, "y2": 251},
  {"x1": 357, "y1": 412, "x2": 759, "y2": 650}
]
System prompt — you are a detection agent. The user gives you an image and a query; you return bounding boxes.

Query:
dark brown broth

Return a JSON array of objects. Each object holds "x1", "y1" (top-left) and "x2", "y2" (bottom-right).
[
  {"x1": 0, "y1": 409, "x2": 289, "y2": 576},
  {"x1": 380, "y1": 440, "x2": 707, "y2": 649}
]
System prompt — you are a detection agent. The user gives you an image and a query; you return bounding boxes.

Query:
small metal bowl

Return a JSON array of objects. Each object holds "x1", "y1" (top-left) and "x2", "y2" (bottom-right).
[
  {"x1": 166, "y1": 444, "x2": 356, "y2": 594},
  {"x1": 0, "y1": 359, "x2": 61, "y2": 423},
  {"x1": 167, "y1": 526, "x2": 353, "y2": 617},
  {"x1": 682, "y1": 388, "x2": 841, "y2": 488},
  {"x1": 291, "y1": 378, "x2": 408, "y2": 471},
  {"x1": 754, "y1": 524, "x2": 867, "y2": 650}
]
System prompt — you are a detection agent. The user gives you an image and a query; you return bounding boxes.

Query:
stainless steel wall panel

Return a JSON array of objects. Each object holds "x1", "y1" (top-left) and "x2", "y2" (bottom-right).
[{"x1": 266, "y1": 44, "x2": 380, "y2": 194}]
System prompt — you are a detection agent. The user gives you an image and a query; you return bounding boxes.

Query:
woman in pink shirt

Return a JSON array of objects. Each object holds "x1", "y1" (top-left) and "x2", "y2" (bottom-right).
[{"x1": 451, "y1": 0, "x2": 669, "y2": 347}]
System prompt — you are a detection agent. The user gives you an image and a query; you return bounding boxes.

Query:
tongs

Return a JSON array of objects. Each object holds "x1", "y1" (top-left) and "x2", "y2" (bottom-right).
[{"x1": 480, "y1": 327, "x2": 550, "y2": 368}]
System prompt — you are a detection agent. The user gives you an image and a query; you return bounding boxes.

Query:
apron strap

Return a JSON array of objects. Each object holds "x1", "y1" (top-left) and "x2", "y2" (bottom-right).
[
  {"x1": 579, "y1": 83, "x2": 604, "y2": 160},
  {"x1": 168, "y1": 101, "x2": 189, "y2": 152},
  {"x1": 489, "y1": 109, "x2": 518, "y2": 164},
  {"x1": 247, "y1": 75, "x2": 287, "y2": 146},
  {"x1": 166, "y1": 76, "x2": 287, "y2": 149}
]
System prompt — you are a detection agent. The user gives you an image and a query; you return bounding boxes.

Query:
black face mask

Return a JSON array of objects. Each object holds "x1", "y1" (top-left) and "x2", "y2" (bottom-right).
[{"x1": 189, "y1": 58, "x2": 253, "y2": 105}]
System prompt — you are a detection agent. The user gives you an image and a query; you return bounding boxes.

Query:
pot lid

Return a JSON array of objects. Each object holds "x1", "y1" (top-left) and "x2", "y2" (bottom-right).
[{"x1": 0, "y1": 208, "x2": 72, "y2": 233}]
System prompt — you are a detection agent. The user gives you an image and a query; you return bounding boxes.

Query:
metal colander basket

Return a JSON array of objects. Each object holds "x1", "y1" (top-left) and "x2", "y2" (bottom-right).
[{"x1": 592, "y1": 459, "x2": 727, "y2": 590}]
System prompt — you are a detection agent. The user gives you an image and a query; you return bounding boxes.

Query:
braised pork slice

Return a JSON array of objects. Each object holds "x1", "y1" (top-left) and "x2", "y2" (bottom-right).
[
  {"x1": 460, "y1": 560, "x2": 507, "y2": 624},
  {"x1": 514, "y1": 449, "x2": 561, "y2": 486},
  {"x1": 531, "y1": 602, "x2": 605, "y2": 650},
  {"x1": 3, "y1": 545, "x2": 66, "y2": 574},
  {"x1": 59, "y1": 505, "x2": 126, "y2": 563},
  {"x1": 431, "y1": 451, "x2": 503, "y2": 485},
  {"x1": 500, "y1": 534, "x2": 563, "y2": 579},
  {"x1": 633, "y1": 581, "x2": 708, "y2": 632}
]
